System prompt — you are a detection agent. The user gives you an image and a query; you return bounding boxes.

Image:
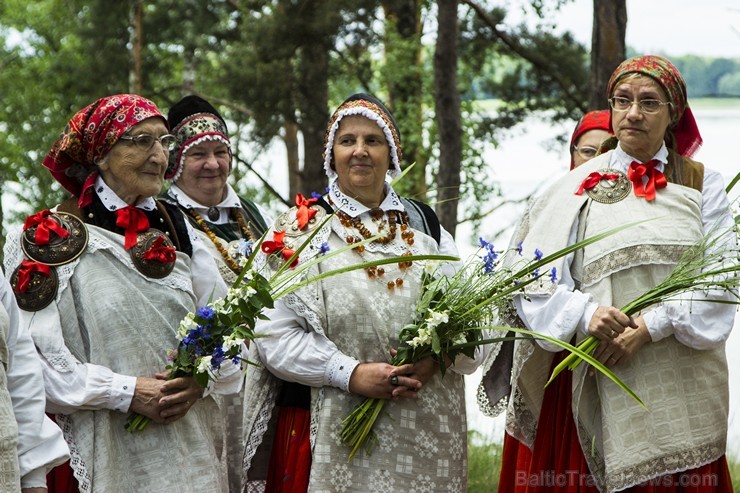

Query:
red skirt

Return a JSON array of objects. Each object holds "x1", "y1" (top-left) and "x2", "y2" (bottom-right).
[
  {"x1": 497, "y1": 355, "x2": 734, "y2": 493},
  {"x1": 265, "y1": 406, "x2": 312, "y2": 493}
]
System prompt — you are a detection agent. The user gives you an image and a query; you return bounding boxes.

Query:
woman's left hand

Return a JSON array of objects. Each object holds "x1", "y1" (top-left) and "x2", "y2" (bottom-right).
[
  {"x1": 592, "y1": 315, "x2": 652, "y2": 367},
  {"x1": 157, "y1": 374, "x2": 205, "y2": 423}
]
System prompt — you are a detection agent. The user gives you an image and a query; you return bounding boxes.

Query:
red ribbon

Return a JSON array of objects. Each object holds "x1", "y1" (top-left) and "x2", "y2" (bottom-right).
[
  {"x1": 261, "y1": 230, "x2": 298, "y2": 268},
  {"x1": 628, "y1": 159, "x2": 667, "y2": 201},
  {"x1": 115, "y1": 206, "x2": 150, "y2": 250},
  {"x1": 295, "y1": 193, "x2": 318, "y2": 230},
  {"x1": 142, "y1": 236, "x2": 176, "y2": 263},
  {"x1": 23, "y1": 210, "x2": 70, "y2": 246},
  {"x1": 575, "y1": 172, "x2": 620, "y2": 195},
  {"x1": 16, "y1": 259, "x2": 51, "y2": 293}
]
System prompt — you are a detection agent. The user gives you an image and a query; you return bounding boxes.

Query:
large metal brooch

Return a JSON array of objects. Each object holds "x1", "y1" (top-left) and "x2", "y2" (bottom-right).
[
  {"x1": 10, "y1": 264, "x2": 58, "y2": 312},
  {"x1": 21, "y1": 212, "x2": 88, "y2": 265},
  {"x1": 586, "y1": 170, "x2": 632, "y2": 204},
  {"x1": 129, "y1": 229, "x2": 176, "y2": 279},
  {"x1": 274, "y1": 205, "x2": 327, "y2": 237}
]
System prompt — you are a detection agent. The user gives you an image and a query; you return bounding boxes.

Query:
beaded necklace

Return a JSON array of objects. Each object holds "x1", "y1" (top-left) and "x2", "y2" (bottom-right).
[
  {"x1": 334, "y1": 207, "x2": 415, "y2": 290},
  {"x1": 188, "y1": 208, "x2": 255, "y2": 273}
]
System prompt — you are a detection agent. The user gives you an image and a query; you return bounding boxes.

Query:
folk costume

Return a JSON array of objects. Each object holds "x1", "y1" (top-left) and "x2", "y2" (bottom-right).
[
  {"x1": 241, "y1": 94, "x2": 484, "y2": 492},
  {"x1": 0, "y1": 273, "x2": 69, "y2": 492},
  {"x1": 163, "y1": 95, "x2": 271, "y2": 492},
  {"x1": 5, "y1": 95, "x2": 238, "y2": 493},
  {"x1": 479, "y1": 56, "x2": 736, "y2": 492}
]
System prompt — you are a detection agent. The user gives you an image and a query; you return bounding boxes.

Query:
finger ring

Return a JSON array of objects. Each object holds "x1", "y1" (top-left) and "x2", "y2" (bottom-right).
[
  {"x1": 610, "y1": 329, "x2": 617, "y2": 338},
  {"x1": 389, "y1": 375, "x2": 399, "y2": 386}
]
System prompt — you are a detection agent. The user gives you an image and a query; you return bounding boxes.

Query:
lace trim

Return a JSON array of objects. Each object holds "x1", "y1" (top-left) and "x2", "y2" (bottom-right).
[
  {"x1": 476, "y1": 384, "x2": 508, "y2": 418},
  {"x1": 280, "y1": 292, "x2": 327, "y2": 337},
  {"x1": 309, "y1": 387, "x2": 325, "y2": 450},
  {"x1": 582, "y1": 244, "x2": 687, "y2": 288},
  {"x1": 55, "y1": 414, "x2": 92, "y2": 493},
  {"x1": 242, "y1": 382, "x2": 278, "y2": 483},
  {"x1": 244, "y1": 480, "x2": 266, "y2": 493}
]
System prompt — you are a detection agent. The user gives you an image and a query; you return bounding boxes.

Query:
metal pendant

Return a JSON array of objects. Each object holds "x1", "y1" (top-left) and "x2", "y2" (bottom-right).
[
  {"x1": 129, "y1": 229, "x2": 176, "y2": 279},
  {"x1": 22, "y1": 212, "x2": 88, "y2": 266},
  {"x1": 10, "y1": 265, "x2": 58, "y2": 312},
  {"x1": 275, "y1": 204, "x2": 328, "y2": 237},
  {"x1": 586, "y1": 170, "x2": 632, "y2": 204}
]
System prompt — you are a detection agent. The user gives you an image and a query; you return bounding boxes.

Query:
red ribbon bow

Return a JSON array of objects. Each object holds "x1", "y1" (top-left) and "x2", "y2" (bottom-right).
[
  {"x1": 23, "y1": 210, "x2": 70, "y2": 246},
  {"x1": 261, "y1": 230, "x2": 298, "y2": 268},
  {"x1": 142, "y1": 236, "x2": 176, "y2": 263},
  {"x1": 115, "y1": 206, "x2": 150, "y2": 250},
  {"x1": 628, "y1": 159, "x2": 667, "y2": 201},
  {"x1": 16, "y1": 259, "x2": 51, "y2": 293},
  {"x1": 575, "y1": 172, "x2": 620, "y2": 196},
  {"x1": 295, "y1": 193, "x2": 319, "y2": 230}
]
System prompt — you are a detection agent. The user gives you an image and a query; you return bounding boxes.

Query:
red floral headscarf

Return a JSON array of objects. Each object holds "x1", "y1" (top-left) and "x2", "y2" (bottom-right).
[
  {"x1": 606, "y1": 55, "x2": 702, "y2": 158},
  {"x1": 569, "y1": 110, "x2": 612, "y2": 169},
  {"x1": 42, "y1": 94, "x2": 166, "y2": 207}
]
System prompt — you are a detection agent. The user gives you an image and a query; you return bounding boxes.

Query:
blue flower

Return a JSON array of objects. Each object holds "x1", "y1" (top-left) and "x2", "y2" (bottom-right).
[
  {"x1": 517, "y1": 241, "x2": 523, "y2": 256},
  {"x1": 478, "y1": 237, "x2": 491, "y2": 249},
  {"x1": 311, "y1": 191, "x2": 323, "y2": 199},
  {"x1": 197, "y1": 306, "x2": 215, "y2": 320},
  {"x1": 319, "y1": 242, "x2": 330, "y2": 255},
  {"x1": 532, "y1": 268, "x2": 540, "y2": 278},
  {"x1": 549, "y1": 267, "x2": 557, "y2": 283},
  {"x1": 534, "y1": 248, "x2": 543, "y2": 261},
  {"x1": 232, "y1": 355, "x2": 241, "y2": 365},
  {"x1": 211, "y1": 345, "x2": 225, "y2": 370}
]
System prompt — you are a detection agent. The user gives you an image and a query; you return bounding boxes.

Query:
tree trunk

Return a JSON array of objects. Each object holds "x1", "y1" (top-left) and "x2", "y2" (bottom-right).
[
  {"x1": 283, "y1": 120, "x2": 301, "y2": 200},
  {"x1": 129, "y1": 0, "x2": 143, "y2": 95},
  {"x1": 296, "y1": 40, "x2": 329, "y2": 197},
  {"x1": 434, "y1": 0, "x2": 461, "y2": 237},
  {"x1": 589, "y1": 0, "x2": 627, "y2": 110},
  {"x1": 381, "y1": 0, "x2": 426, "y2": 200}
]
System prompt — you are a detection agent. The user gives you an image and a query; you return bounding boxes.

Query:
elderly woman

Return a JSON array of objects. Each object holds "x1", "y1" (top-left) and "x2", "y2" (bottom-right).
[
  {"x1": 570, "y1": 109, "x2": 613, "y2": 169},
  {"x1": 241, "y1": 93, "x2": 488, "y2": 492},
  {"x1": 4, "y1": 94, "x2": 239, "y2": 492},
  {"x1": 480, "y1": 56, "x2": 736, "y2": 492}
]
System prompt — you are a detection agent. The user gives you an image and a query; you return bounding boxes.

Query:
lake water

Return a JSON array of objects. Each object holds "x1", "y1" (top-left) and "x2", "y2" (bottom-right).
[{"x1": 460, "y1": 103, "x2": 740, "y2": 457}]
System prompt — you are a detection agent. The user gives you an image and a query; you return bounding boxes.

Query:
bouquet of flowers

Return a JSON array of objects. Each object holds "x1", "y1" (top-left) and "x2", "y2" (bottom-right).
[
  {"x1": 547, "y1": 218, "x2": 740, "y2": 384},
  {"x1": 341, "y1": 220, "x2": 643, "y2": 459}
]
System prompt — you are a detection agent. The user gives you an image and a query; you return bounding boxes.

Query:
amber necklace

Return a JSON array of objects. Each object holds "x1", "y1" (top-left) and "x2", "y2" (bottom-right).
[
  {"x1": 334, "y1": 206, "x2": 415, "y2": 290},
  {"x1": 188, "y1": 208, "x2": 255, "y2": 273}
]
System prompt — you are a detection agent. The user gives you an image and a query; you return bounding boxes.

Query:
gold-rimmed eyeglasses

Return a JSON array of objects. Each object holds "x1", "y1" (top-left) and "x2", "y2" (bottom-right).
[
  {"x1": 119, "y1": 133, "x2": 176, "y2": 152},
  {"x1": 608, "y1": 97, "x2": 672, "y2": 115}
]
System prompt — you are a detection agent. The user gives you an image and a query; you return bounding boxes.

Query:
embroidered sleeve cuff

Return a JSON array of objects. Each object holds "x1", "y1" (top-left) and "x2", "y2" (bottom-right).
[
  {"x1": 111, "y1": 374, "x2": 137, "y2": 413},
  {"x1": 324, "y1": 352, "x2": 359, "y2": 392}
]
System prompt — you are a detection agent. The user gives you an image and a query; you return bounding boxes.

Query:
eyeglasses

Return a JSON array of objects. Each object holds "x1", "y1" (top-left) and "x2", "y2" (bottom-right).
[
  {"x1": 573, "y1": 145, "x2": 599, "y2": 160},
  {"x1": 608, "y1": 97, "x2": 671, "y2": 114},
  {"x1": 119, "y1": 133, "x2": 176, "y2": 152}
]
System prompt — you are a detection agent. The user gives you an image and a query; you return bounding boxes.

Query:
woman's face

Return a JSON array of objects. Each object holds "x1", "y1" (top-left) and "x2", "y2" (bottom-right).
[
  {"x1": 333, "y1": 115, "x2": 390, "y2": 208},
  {"x1": 175, "y1": 140, "x2": 231, "y2": 207},
  {"x1": 98, "y1": 118, "x2": 169, "y2": 204},
  {"x1": 611, "y1": 76, "x2": 672, "y2": 162},
  {"x1": 572, "y1": 128, "x2": 612, "y2": 168}
]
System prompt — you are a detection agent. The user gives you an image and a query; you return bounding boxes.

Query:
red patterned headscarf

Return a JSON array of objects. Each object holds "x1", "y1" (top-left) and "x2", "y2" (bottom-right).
[
  {"x1": 606, "y1": 55, "x2": 702, "y2": 158},
  {"x1": 42, "y1": 94, "x2": 166, "y2": 207},
  {"x1": 569, "y1": 110, "x2": 612, "y2": 169}
]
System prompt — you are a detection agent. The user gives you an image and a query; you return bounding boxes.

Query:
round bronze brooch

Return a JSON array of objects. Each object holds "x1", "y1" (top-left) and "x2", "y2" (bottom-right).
[
  {"x1": 275, "y1": 205, "x2": 327, "y2": 237},
  {"x1": 586, "y1": 170, "x2": 632, "y2": 204},
  {"x1": 10, "y1": 265, "x2": 58, "y2": 312},
  {"x1": 129, "y1": 229, "x2": 176, "y2": 279},
  {"x1": 21, "y1": 212, "x2": 88, "y2": 265}
]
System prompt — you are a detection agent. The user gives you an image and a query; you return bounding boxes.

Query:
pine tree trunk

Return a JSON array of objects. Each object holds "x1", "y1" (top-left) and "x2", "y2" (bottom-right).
[
  {"x1": 129, "y1": 0, "x2": 143, "y2": 95},
  {"x1": 434, "y1": 0, "x2": 461, "y2": 237},
  {"x1": 589, "y1": 0, "x2": 627, "y2": 110}
]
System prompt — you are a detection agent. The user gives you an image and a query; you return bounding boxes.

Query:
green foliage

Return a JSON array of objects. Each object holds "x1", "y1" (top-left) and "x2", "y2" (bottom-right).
[{"x1": 467, "y1": 430, "x2": 502, "y2": 493}]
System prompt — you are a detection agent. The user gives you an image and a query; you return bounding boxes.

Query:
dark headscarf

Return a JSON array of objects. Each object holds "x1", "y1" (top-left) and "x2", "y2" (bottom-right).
[
  {"x1": 42, "y1": 94, "x2": 165, "y2": 207},
  {"x1": 166, "y1": 95, "x2": 231, "y2": 181},
  {"x1": 569, "y1": 110, "x2": 612, "y2": 170},
  {"x1": 323, "y1": 93, "x2": 403, "y2": 179},
  {"x1": 606, "y1": 55, "x2": 702, "y2": 158}
]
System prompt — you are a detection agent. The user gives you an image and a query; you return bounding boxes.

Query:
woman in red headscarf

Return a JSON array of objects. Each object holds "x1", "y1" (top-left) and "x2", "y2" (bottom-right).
[
  {"x1": 5, "y1": 95, "x2": 240, "y2": 492},
  {"x1": 480, "y1": 56, "x2": 736, "y2": 492},
  {"x1": 570, "y1": 110, "x2": 613, "y2": 169}
]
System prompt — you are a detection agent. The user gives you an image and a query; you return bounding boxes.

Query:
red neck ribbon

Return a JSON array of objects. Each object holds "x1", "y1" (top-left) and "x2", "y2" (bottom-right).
[
  {"x1": 142, "y1": 236, "x2": 176, "y2": 263},
  {"x1": 115, "y1": 206, "x2": 150, "y2": 250},
  {"x1": 575, "y1": 171, "x2": 620, "y2": 196},
  {"x1": 23, "y1": 210, "x2": 70, "y2": 246},
  {"x1": 628, "y1": 159, "x2": 667, "y2": 201},
  {"x1": 261, "y1": 230, "x2": 298, "y2": 268},
  {"x1": 295, "y1": 193, "x2": 319, "y2": 230},
  {"x1": 17, "y1": 259, "x2": 51, "y2": 293}
]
